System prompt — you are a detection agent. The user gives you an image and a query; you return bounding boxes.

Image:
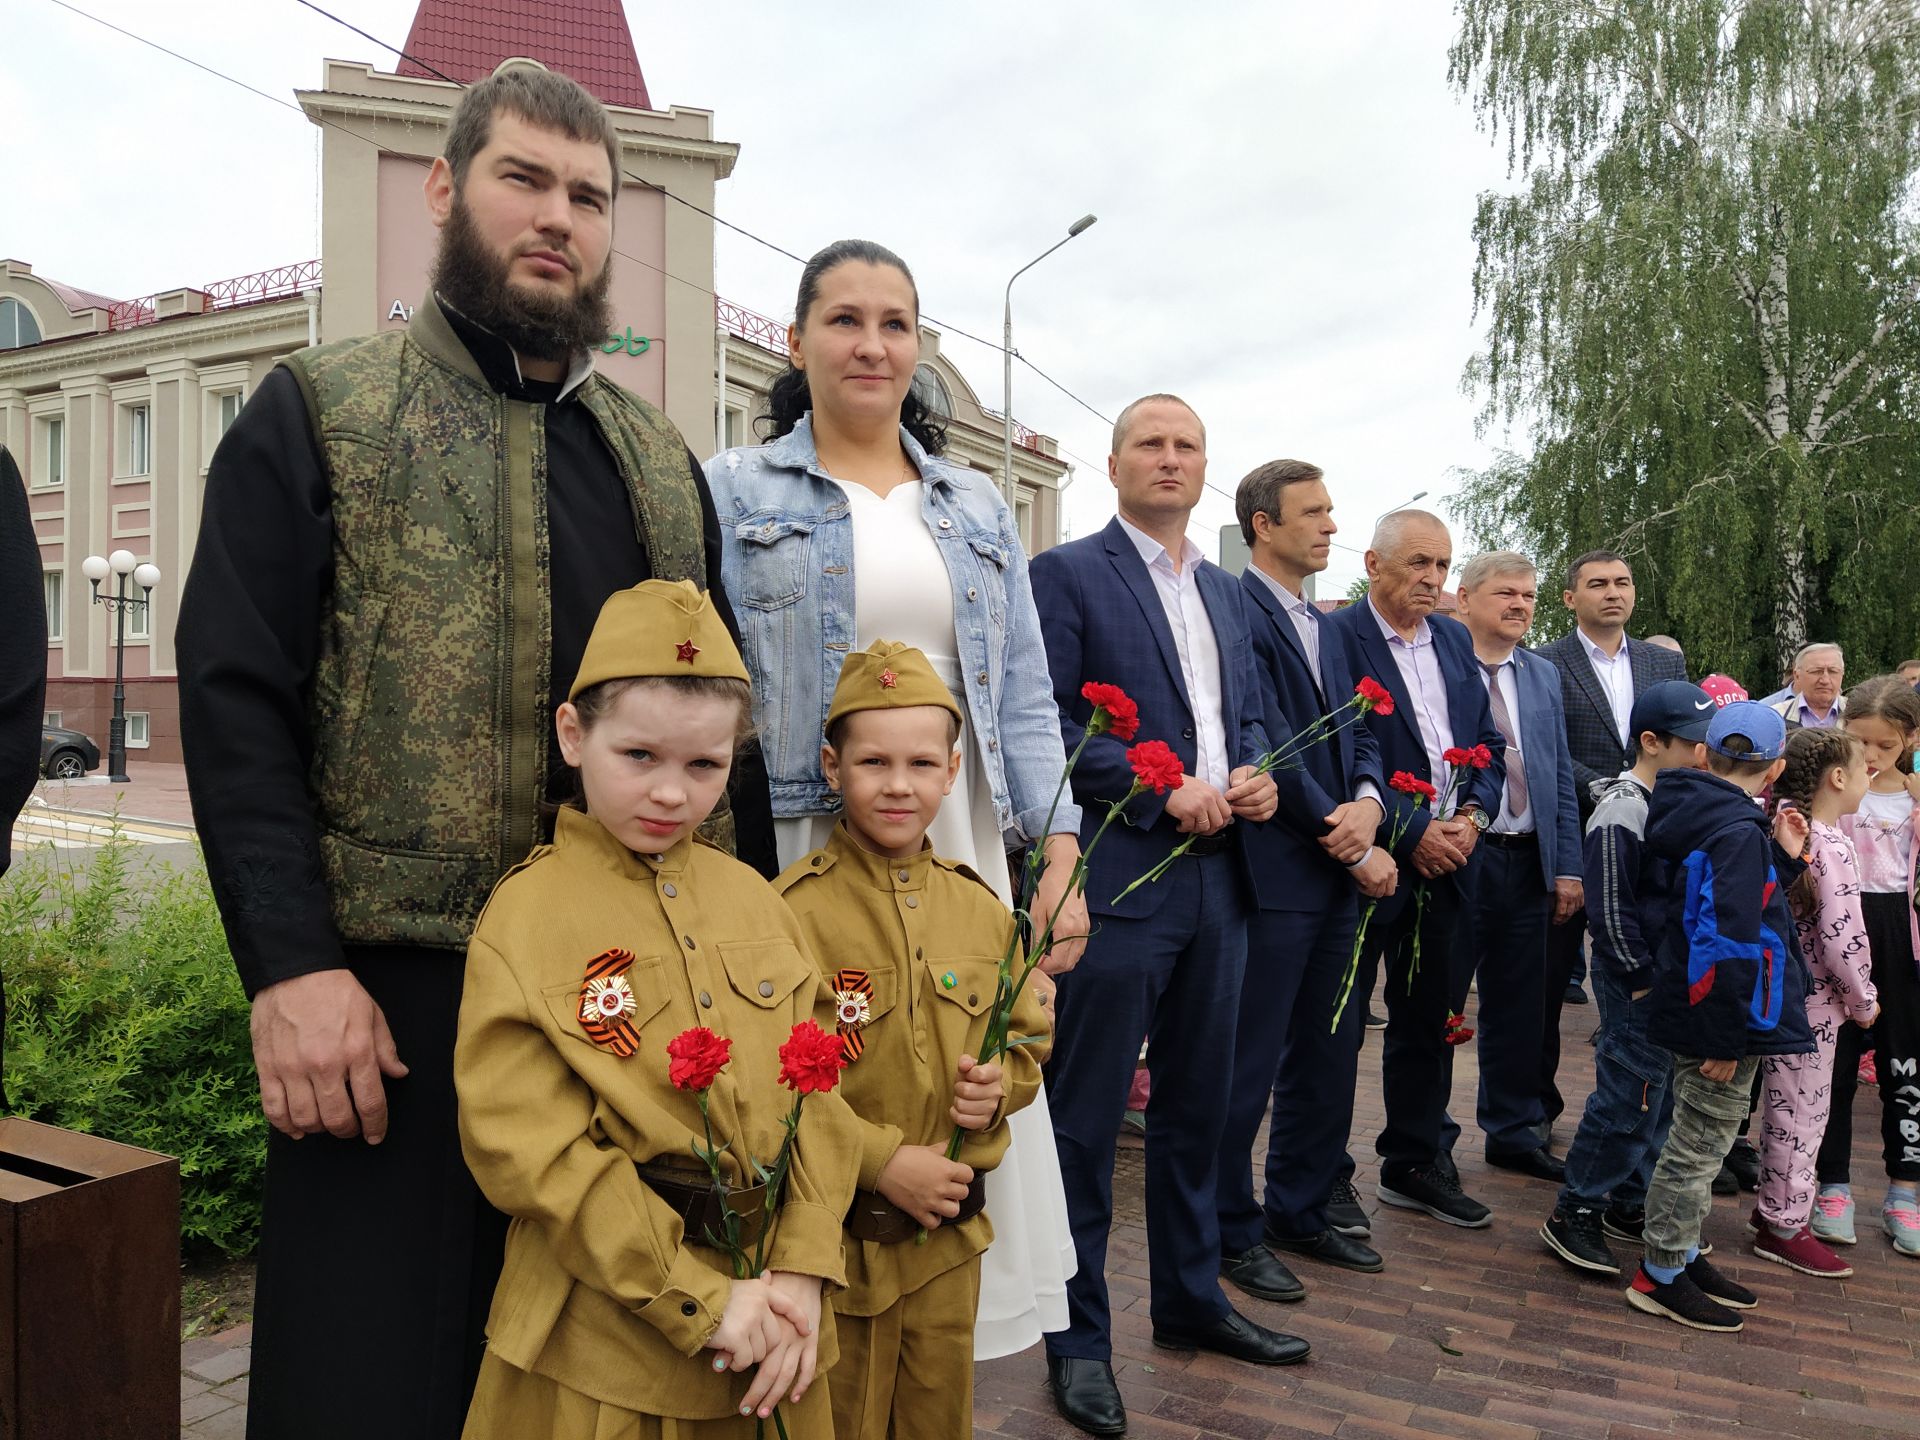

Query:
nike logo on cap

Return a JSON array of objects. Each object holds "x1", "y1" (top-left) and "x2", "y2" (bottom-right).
[{"x1": 1694, "y1": 700, "x2": 1714, "y2": 709}]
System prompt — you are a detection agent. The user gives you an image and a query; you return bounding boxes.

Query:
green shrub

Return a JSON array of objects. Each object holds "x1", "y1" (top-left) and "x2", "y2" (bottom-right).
[{"x1": 1, "y1": 834, "x2": 263, "y2": 1259}]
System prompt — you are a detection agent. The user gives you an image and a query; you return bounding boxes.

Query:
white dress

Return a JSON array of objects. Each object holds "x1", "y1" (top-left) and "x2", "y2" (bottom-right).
[{"x1": 772, "y1": 478, "x2": 1077, "y2": 1360}]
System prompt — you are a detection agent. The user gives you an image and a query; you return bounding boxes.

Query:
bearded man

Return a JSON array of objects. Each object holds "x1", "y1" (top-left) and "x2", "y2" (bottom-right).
[{"x1": 177, "y1": 63, "x2": 772, "y2": 1440}]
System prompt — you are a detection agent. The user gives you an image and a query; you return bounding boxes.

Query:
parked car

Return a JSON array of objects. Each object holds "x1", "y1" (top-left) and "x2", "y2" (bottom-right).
[{"x1": 41, "y1": 725, "x2": 100, "y2": 779}]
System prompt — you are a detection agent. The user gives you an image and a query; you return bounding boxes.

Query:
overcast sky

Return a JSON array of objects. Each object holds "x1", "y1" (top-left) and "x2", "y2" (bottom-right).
[{"x1": 7, "y1": 0, "x2": 1520, "y2": 591}]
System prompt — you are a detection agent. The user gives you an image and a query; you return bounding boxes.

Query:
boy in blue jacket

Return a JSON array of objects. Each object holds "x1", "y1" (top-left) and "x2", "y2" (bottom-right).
[
  {"x1": 1540, "y1": 681, "x2": 1715, "y2": 1277},
  {"x1": 1629, "y1": 701, "x2": 1814, "y2": 1332}
]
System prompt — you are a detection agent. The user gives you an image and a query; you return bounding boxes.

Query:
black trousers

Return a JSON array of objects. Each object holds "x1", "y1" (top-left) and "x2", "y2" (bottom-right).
[
  {"x1": 1540, "y1": 907, "x2": 1589, "y2": 1128},
  {"x1": 1816, "y1": 893, "x2": 1920, "y2": 1186},
  {"x1": 1371, "y1": 874, "x2": 1473, "y2": 1174},
  {"x1": 246, "y1": 947, "x2": 509, "y2": 1440}
]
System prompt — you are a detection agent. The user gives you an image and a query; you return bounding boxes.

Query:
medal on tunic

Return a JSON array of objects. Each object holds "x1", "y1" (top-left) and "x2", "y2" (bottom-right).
[
  {"x1": 578, "y1": 947, "x2": 642, "y2": 1055},
  {"x1": 832, "y1": 968, "x2": 873, "y2": 1062}
]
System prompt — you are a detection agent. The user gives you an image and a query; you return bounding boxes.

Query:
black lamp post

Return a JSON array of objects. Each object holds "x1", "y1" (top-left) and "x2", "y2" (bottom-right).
[{"x1": 80, "y1": 549, "x2": 159, "y2": 784}]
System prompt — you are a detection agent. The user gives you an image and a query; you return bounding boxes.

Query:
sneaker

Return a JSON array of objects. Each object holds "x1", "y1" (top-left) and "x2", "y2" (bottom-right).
[
  {"x1": 1754, "y1": 1226, "x2": 1854, "y2": 1278},
  {"x1": 1725, "y1": 1140, "x2": 1761, "y2": 1193},
  {"x1": 1377, "y1": 1164, "x2": 1492, "y2": 1229},
  {"x1": 1542, "y1": 1206, "x2": 1620, "y2": 1275},
  {"x1": 1365, "y1": 1008, "x2": 1388, "y2": 1031},
  {"x1": 1858, "y1": 1050, "x2": 1877, "y2": 1086},
  {"x1": 1712, "y1": 1162, "x2": 1739, "y2": 1196},
  {"x1": 1625, "y1": 1263, "x2": 1743, "y2": 1332},
  {"x1": 1328, "y1": 1176, "x2": 1371, "y2": 1239},
  {"x1": 1602, "y1": 1204, "x2": 1645, "y2": 1244},
  {"x1": 1885, "y1": 1201, "x2": 1920, "y2": 1257},
  {"x1": 1685, "y1": 1254, "x2": 1758, "y2": 1308},
  {"x1": 1812, "y1": 1190, "x2": 1857, "y2": 1246}
]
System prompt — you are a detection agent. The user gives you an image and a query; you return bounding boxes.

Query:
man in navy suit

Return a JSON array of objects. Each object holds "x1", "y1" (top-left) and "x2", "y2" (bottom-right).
[
  {"x1": 1215, "y1": 459, "x2": 1399, "y2": 1302},
  {"x1": 1325, "y1": 510, "x2": 1506, "y2": 1228},
  {"x1": 1447, "y1": 552, "x2": 1583, "y2": 1180},
  {"x1": 1030, "y1": 395, "x2": 1301, "y2": 1438},
  {"x1": 1534, "y1": 551, "x2": 1686, "y2": 1129}
]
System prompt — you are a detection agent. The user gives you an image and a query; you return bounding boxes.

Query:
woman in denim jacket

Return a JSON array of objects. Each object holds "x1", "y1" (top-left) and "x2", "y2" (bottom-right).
[{"x1": 705, "y1": 240, "x2": 1085, "y2": 1361}]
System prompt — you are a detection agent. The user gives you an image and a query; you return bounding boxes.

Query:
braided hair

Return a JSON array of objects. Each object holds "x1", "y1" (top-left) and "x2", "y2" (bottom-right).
[{"x1": 1771, "y1": 727, "x2": 1862, "y2": 920}]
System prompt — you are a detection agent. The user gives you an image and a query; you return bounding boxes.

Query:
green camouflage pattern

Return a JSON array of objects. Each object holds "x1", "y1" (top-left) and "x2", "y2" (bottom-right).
[{"x1": 283, "y1": 294, "x2": 711, "y2": 949}]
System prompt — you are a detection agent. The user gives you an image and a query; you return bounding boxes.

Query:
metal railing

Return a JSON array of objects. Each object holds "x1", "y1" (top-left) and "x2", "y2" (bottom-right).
[{"x1": 105, "y1": 259, "x2": 322, "y2": 332}]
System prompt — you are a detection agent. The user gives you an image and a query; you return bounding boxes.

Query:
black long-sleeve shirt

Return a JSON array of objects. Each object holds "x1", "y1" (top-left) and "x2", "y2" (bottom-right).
[
  {"x1": 177, "y1": 317, "x2": 773, "y2": 997},
  {"x1": 1, "y1": 447, "x2": 45, "y2": 879}
]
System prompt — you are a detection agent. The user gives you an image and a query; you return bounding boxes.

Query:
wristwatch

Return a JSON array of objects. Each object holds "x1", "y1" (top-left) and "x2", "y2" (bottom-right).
[{"x1": 1460, "y1": 804, "x2": 1491, "y2": 833}]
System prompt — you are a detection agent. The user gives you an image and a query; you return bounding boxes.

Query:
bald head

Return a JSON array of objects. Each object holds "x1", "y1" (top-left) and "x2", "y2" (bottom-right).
[{"x1": 1365, "y1": 509, "x2": 1453, "y2": 632}]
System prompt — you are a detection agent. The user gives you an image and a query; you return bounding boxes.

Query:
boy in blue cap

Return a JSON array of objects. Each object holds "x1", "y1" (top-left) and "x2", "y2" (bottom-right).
[
  {"x1": 1540, "y1": 681, "x2": 1716, "y2": 1277},
  {"x1": 1628, "y1": 700, "x2": 1814, "y2": 1331}
]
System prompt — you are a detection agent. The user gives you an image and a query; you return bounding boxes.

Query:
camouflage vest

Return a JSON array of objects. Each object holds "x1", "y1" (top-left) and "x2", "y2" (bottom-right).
[{"x1": 282, "y1": 295, "x2": 707, "y2": 950}]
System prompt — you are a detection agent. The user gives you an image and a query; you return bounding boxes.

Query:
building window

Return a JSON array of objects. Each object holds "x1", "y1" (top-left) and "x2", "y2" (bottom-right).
[
  {"x1": 38, "y1": 415, "x2": 64, "y2": 487},
  {"x1": 126, "y1": 712, "x2": 151, "y2": 749},
  {"x1": 1015, "y1": 495, "x2": 1035, "y2": 552},
  {"x1": 218, "y1": 390, "x2": 245, "y2": 436},
  {"x1": 43, "y1": 570, "x2": 62, "y2": 641},
  {"x1": 724, "y1": 405, "x2": 746, "y2": 450},
  {"x1": 43, "y1": 710, "x2": 61, "y2": 729},
  {"x1": 127, "y1": 586, "x2": 152, "y2": 641},
  {"x1": 126, "y1": 403, "x2": 152, "y2": 476},
  {"x1": 0, "y1": 298, "x2": 41, "y2": 350},
  {"x1": 910, "y1": 365, "x2": 954, "y2": 425}
]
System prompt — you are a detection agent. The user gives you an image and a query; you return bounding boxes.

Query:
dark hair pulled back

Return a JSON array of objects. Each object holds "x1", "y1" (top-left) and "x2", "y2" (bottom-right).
[
  {"x1": 758, "y1": 239, "x2": 947, "y2": 456},
  {"x1": 1771, "y1": 727, "x2": 1863, "y2": 920}
]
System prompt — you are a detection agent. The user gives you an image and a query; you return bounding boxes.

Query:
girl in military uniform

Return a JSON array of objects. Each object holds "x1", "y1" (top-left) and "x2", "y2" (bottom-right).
[
  {"x1": 775, "y1": 640, "x2": 1051, "y2": 1439},
  {"x1": 454, "y1": 580, "x2": 859, "y2": 1438}
]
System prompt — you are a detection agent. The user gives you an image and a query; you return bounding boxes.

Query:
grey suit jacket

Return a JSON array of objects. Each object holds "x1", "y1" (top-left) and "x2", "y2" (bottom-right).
[{"x1": 1535, "y1": 629, "x2": 1687, "y2": 817}]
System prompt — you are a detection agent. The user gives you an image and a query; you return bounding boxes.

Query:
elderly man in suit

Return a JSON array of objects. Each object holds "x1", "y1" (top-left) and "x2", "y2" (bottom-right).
[
  {"x1": 1326, "y1": 510, "x2": 1506, "y2": 1228},
  {"x1": 1534, "y1": 550, "x2": 1686, "y2": 1129},
  {"x1": 1445, "y1": 552, "x2": 1583, "y2": 1181},
  {"x1": 1215, "y1": 459, "x2": 1398, "y2": 1303},
  {"x1": 1030, "y1": 394, "x2": 1299, "y2": 1438}
]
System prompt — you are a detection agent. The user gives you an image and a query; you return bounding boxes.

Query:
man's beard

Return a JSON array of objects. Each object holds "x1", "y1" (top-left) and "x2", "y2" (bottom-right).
[{"x1": 430, "y1": 194, "x2": 614, "y2": 364}]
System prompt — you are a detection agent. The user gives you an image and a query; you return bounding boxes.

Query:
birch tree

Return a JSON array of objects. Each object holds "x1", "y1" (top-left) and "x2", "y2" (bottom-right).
[{"x1": 1450, "y1": 0, "x2": 1920, "y2": 682}]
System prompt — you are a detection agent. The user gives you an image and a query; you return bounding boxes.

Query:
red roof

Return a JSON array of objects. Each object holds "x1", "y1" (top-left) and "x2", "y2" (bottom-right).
[{"x1": 396, "y1": 0, "x2": 651, "y2": 110}]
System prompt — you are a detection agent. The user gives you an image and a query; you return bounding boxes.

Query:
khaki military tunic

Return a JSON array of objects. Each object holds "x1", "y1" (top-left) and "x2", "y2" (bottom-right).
[
  {"x1": 455, "y1": 807, "x2": 860, "y2": 1428},
  {"x1": 774, "y1": 823, "x2": 1051, "y2": 1317}
]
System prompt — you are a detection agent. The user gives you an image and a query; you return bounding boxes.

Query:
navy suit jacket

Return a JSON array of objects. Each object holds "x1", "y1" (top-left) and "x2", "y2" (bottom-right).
[
  {"x1": 1239, "y1": 569, "x2": 1385, "y2": 913},
  {"x1": 1030, "y1": 518, "x2": 1267, "y2": 919},
  {"x1": 1322, "y1": 600, "x2": 1504, "y2": 870},
  {"x1": 1502, "y1": 647, "x2": 1583, "y2": 892}
]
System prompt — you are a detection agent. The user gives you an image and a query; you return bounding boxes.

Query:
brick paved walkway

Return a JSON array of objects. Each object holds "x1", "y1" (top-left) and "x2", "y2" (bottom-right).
[{"x1": 181, "y1": 994, "x2": 1920, "y2": 1438}]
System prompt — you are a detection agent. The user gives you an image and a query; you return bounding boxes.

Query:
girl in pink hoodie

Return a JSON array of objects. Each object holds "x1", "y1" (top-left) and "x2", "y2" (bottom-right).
[{"x1": 1755, "y1": 727, "x2": 1877, "y2": 1277}]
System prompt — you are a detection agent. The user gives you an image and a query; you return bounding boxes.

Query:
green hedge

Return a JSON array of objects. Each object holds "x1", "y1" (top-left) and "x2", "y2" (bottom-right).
[{"x1": 1, "y1": 835, "x2": 263, "y2": 1259}]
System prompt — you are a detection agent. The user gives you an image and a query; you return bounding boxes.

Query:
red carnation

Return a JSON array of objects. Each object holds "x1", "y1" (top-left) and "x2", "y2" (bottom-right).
[
  {"x1": 1444, "y1": 1012, "x2": 1476, "y2": 1046},
  {"x1": 1468, "y1": 744, "x2": 1493, "y2": 769},
  {"x1": 1389, "y1": 771, "x2": 1437, "y2": 803},
  {"x1": 1354, "y1": 677, "x2": 1394, "y2": 716},
  {"x1": 1081, "y1": 681, "x2": 1141, "y2": 742},
  {"x1": 1442, "y1": 746, "x2": 1471, "y2": 768},
  {"x1": 778, "y1": 1020, "x2": 847, "y2": 1095},
  {"x1": 666, "y1": 1027, "x2": 731, "y2": 1091},
  {"x1": 1127, "y1": 740, "x2": 1186, "y2": 796}
]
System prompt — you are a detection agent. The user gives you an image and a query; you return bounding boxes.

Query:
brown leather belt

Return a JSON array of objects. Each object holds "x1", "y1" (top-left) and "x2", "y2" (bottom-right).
[
  {"x1": 637, "y1": 1163, "x2": 769, "y2": 1250},
  {"x1": 846, "y1": 1173, "x2": 988, "y2": 1244}
]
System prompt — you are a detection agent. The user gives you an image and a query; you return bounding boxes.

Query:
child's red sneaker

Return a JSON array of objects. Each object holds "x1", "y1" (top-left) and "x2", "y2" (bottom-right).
[{"x1": 1753, "y1": 1225, "x2": 1854, "y2": 1278}]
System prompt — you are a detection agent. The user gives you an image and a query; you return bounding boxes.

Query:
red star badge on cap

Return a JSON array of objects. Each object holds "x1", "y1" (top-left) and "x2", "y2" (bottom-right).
[
  {"x1": 878, "y1": 668, "x2": 898, "y2": 689},
  {"x1": 675, "y1": 638, "x2": 700, "y2": 664}
]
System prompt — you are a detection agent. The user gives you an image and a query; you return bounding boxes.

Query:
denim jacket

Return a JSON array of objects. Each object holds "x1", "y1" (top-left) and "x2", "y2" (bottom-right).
[{"x1": 705, "y1": 415, "x2": 1081, "y2": 844}]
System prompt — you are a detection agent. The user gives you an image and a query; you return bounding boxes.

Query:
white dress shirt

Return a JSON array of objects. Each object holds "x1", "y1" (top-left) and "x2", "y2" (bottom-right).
[
  {"x1": 1248, "y1": 564, "x2": 1382, "y2": 814},
  {"x1": 1578, "y1": 629, "x2": 1634, "y2": 747},
  {"x1": 1368, "y1": 596, "x2": 1456, "y2": 815},
  {"x1": 1476, "y1": 656, "x2": 1534, "y2": 835},
  {"x1": 1119, "y1": 517, "x2": 1230, "y2": 788}
]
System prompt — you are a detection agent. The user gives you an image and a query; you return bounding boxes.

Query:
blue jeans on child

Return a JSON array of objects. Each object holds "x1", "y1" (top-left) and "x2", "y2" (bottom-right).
[{"x1": 1556, "y1": 963, "x2": 1675, "y2": 1213}]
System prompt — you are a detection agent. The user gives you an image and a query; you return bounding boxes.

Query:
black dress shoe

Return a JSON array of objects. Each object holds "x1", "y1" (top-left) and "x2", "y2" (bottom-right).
[
  {"x1": 1726, "y1": 1138, "x2": 1761, "y2": 1192},
  {"x1": 1152, "y1": 1307, "x2": 1311, "y2": 1366},
  {"x1": 1563, "y1": 981, "x2": 1589, "y2": 1005},
  {"x1": 1220, "y1": 1244, "x2": 1305, "y2": 1302},
  {"x1": 1265, "y1": 1227, "x2": 1385, "y2": 1274},
  {"x1": 1047, "y1": 1356, "x2": 1126, "y2": 1436},
  {"x1": 1486, "y1": 1146, "x2": 1567, "y2": 1182}
]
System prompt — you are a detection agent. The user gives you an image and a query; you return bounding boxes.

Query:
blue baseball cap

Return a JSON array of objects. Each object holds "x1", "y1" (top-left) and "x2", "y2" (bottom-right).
[
  {"x1": 1629, "y1": 680, "x2": 1717, "y2": 742},
  {"x1": 1705, "y1": 700, "x2": 1789, "y2": 761}
]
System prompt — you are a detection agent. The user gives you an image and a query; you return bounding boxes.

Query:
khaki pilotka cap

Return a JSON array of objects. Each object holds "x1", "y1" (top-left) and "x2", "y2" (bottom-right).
[
  {"x1": 568, "y1": 579, "x2": 750, "y2": 699},
  {"x1": 825, "y1": 639, "x2": 964, "y2": 732}
]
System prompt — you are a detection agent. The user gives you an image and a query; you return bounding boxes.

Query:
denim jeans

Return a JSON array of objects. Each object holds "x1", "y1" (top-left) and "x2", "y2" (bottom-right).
[
  {"x1": 1557, "y1": 964, "x2": 1674, "y2": 1212},
  {"x1": 1643, "y1": 1055, "x2": 1763, "y2": 1270}
]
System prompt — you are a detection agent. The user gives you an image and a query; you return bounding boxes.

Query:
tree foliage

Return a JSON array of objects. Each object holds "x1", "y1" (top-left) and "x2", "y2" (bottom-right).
[{"x1": 1450, "y1": 0, "x2": 1920, "y2": 685}]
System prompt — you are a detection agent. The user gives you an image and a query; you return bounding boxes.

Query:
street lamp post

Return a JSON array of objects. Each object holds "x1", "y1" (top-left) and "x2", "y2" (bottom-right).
[
  {"x1": 80, "y1": 549, "x2": 160, "y2": 784},
  {"x1": 1002, "y1": 214, "x2": 1098, "y2": 513}
]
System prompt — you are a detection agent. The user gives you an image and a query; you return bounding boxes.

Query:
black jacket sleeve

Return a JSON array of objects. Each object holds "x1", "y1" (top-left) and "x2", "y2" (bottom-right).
[
  {"x1": 176, "y1": 369, "x2": 347, "y2": 998},
  {"x1": 686, "y1": 446, "x2": 777, "y2": 879},
  {"x1": 0, "y1": 447, "x2": 44, "y2": 881}
]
